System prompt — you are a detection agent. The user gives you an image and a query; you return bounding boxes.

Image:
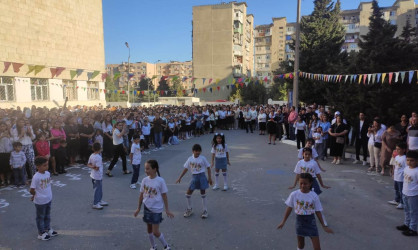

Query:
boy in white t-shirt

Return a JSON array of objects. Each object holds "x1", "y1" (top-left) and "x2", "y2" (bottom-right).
[
  {"x1": 396, "y1": 150, "x2": 418, "y2": 236},
  {"x1": 130, "y1": 135, "x2": 143, "y2": 189},
  {"x1": 313, "y1": 127, "x2": 325, "y2": 160},
  {"x1": 87, "y1": 143, "x2": 108, "y2": 210},
  {"x1": 388, "y1": 142, "x2": 407, "y2": 209},
  {"x1": 30, "y1": 157, "x2": 58, "y2": 241},
  {"x1": 176, "y1": 144, "x2": 213, "y2": 219}
]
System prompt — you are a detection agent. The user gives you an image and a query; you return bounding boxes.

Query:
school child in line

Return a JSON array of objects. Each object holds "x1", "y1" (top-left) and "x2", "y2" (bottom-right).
[
  {"x1": 210, "y1": 133, "x2": 231, "y2": 191},
  {"x1": 30, "y1": 157, "x2": 58, "y2": 241},
  {"x1": 134, "y1": 160, "x2": 174, "y2": 250},
  {"x1": 396, "y1": 150, "x2": 418, "y2": 236},
  {"x1": 290, "y1": 148, "x2": 331, "y2": 195},
  {"x1": 388, "y1": 142, "x2": 407, "y2": 209},
  {"x1": 176, "y1": 144, "x2": 213, "y2": 218},
  {"x1": 297, "y1": 139, "x2": 326, "y2": 172},
  {"x1": 35, "y1": 134, "x2": 50, "y2": 159},
  {"x1": 94, "y1": 129, "x2": 104, "y2": 149},
  {"x1": 10, "y1": 142, "x2": 26, "y2": 187},
  {"x1": 87, "y1": 143, "x2": 108, "y2": 210},
  {"x1": 278, "y1": 173, "x2": 333, "y2": 250},
  {"x1": 130, "y1": 135, "x2": 143, "y2": 189},
  {"x1": 312, "y1": 127, "x2": 325, "y2": 161}
]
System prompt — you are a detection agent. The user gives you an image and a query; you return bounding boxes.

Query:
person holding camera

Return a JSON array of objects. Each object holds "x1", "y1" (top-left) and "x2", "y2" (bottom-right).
[{"x1": 367, "y1": 118, "x2": 386, "y2": 174}]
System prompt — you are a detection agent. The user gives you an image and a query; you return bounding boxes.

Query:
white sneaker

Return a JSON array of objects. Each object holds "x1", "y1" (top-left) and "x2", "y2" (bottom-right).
[
  {"x1": 387, "y1": 200, "x2": 398, "y2": 205},
  {"x1": 335, "y1": 160, "x2": 341, "y2": 165},
  {"x1": 396, "y1": 203, "x2": 405, "y2": 209},
  {"x1": 331, "y1": 159, "x2": 336, "y2": 164},
  {"x1": 164, "y1": 245, "x2": 171, "y2": 250},
  {"x1": 183, "y1": 208, "x2": 193, "y2": 217},
  {"x1": 150, "y1": 246, "x2": 157, "y2": 250},
  {"x1": 363, "y1": 161, "x2": 368, "y2": 166},
  {"x1": 223, "y1": 185, "x2": 228, "y2": 191},
  {"x1": 92, "y1": 204, "x2": 104, "y2": 210},
  {"x1": 99, "y1": 201, "x2": 108, "y2": 206},
  {"x1": 37, "y1": 232, "x2": 51, "y2": 241},
  {"x1": 212, "y1": 185, "x2": 219, "y2": 190},
  {"x1": 130, "y1": 184, "x2": 136, "y2": 189},
  {"x1": 48, "y1": 229, "x2": 58, "y2": 237},
  {"x1": 201, "y1": 210, "x2": 208, "y2": 219},
  {"x1": 353, "y1": 160, "x2": 359, "y2": 164},
  {"x1": 136, "y1": 181, "x2": 141, "y2": 185}
]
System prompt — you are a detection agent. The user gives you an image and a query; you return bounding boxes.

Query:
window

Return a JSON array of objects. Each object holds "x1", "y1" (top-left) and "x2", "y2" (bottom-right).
[
  {"x1": 279, "y1": 27, "x2": 283, "y2": 29},
  {"x1": 266, "y1": 29, "x2": 270, "y2": 33},
  {"x1": 87, "y1": 81, "x2": 99, "y2": 100},
  {"x1": 265, "y1": 37, "x2": 271, "y2": 42},
  {"x1": 0, "y1": 76, "x2": 15, "y2": 101},
  {"x1": 265, "y1": 63, "x2": 270, "y2": 68},
  {"x1": 266, "y1": 46, "x2": 270, "y2": 50},
  {"x1": 390, "y1": 11, "x2": 396, "y2": 16},
  {"x1": 286, "y1": 35, "x2": 292, "y2": 40},
  {"x1": 30, "y1": 78, "x2": 49, "y2": 101},
  {"x1": 63, "y1": 80, "x2": 78, "y2": 101},
  {"x1": 266, "y1": 55, "x2": 270, "y2": 59}
]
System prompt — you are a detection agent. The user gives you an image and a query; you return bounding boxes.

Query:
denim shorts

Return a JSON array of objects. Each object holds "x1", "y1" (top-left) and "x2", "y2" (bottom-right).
[
  {"x1": 215, "y1": 157, "x2": 227, "y2": 170},
  {"x1": 296, "y1": 214, "x2": 319, "y2": 237},
  {"x1": 143, "y1": 206, "x2": 163, "y2": 225},
  {"x1": 189, "y1": 173, "x2": 209, "y2": 191}
]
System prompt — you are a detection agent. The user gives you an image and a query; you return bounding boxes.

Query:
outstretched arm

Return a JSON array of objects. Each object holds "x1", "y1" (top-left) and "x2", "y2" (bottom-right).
[
  {"x1": 315, "y1": 211, "x2": 334, "y2": 234},
  {"x1": 316, "y1": 174, "x2": 330, "y2": 189},
  {"x1": 176, "y1": 168, "x2": 188, "y2": 183},
  {"x1": 162, "y1": 193, "x2": 174, "y2": 218},
  {"x1": 277, "y1": 207, "x2": 292, "y2": 229},
  {"x1": 289, "y1": 174, "x2": 299, "y2": 189}
]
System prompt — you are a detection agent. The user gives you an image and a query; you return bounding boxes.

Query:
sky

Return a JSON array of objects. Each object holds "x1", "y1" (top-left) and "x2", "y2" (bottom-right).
[{"x1": 103, "y1": 0, "x2": 398, "y2": 65}]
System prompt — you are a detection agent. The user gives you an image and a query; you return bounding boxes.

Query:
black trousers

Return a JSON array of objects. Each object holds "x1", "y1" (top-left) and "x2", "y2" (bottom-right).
[
  {"x1": 296, "y1": 130, "x2": 306, "y2": 149},
  {"x1": 108, "y1": 144, "x2": 127, "y2": 172},
  {"x1": 245, "y1": 121, "x2": 253, "y2": 133},
  {"x1": 355, "y1": 137, "x2": 368, "y2": 161}
]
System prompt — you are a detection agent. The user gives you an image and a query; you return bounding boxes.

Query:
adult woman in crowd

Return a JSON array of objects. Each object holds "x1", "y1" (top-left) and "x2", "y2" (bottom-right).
[
  {"x1": 50, "y1": 120, "x2": 67, "y2": 175},
  {"x1": 328, "y1": 116, "x2": 348, "y2": 165},
  {"x1": 106, "y1": 121, "x2": 131, "y2": 177},
  {"x1": 367, "y1": 118, "x2": 385, "y2": 173},
  {"x1": 11, "y1": 118, "x2": 36, "y2": 178},
  {"x1": 78, "y1": 117, "x2": 94, "y2": 164},
  {"x1": 266, "y1": 109, "x2": 277, "y2": 144},
  {"x1": 295, "y1": 115, "x2": 307, "y2": 149},
  {"x1": 380, "y1": 125, "x2": 401, "y2": 175},
  {"x1": 0, "y1": 122, "x2": 13, "y2": 186},
  {"x1": 395, "y1": 114, "x2": 408, "y2": 142},
  {"x1": 275, "y1": 109, "x2": 284, "y2": 141},
  {"x1": 64, "y1": 116, "x2": 80, "y2": 166},
  {"x1": 309, "y1": 113, "x2": 320, "y2": 138},
  {"x1": 101, "y1": 114, "x2": 114, "y2": 161},
  {"x1": 258, "y1": 108, "x2": 267, "y2": 135}
]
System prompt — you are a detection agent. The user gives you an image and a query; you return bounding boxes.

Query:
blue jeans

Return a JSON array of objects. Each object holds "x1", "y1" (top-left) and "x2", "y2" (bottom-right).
[
  {"x1": 289, "y1": 126, "x2": 295, "y2": 140},
  {"x1": 154, "y1": 132, "x2": 162, "y2": 148},
  {"x1": 35, "y1": 201, "x2": 51, "y2": 234},
  {"x1": 403, "y1": 194, "x2": 418, "y2": 231},
  {"x1": 12, "y1": 167, "x2": 26, "y2": 185},
  {"x1": 92, "y1": 179, "x2": 103, "y2": 205},
  {"x1": 131, "y1": 164, "x2": 140, "y2": 184},
  {"x1": 394, "y1": 181, "x2": 403, "y2": 204}
]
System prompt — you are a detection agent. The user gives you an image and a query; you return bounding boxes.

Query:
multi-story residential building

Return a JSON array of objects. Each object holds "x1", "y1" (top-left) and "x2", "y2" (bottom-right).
[
  {"x1": 193, "y1": 2, "x2": 254, "y2": 100},
  {"x1": 0, "y1": 0, "x2": 106, "y2": 108}
]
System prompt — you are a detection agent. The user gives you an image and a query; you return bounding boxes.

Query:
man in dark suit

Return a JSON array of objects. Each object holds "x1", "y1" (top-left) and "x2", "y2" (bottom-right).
[{"x1": 351, "y1": 112, "x2": 369, "y2": 165}]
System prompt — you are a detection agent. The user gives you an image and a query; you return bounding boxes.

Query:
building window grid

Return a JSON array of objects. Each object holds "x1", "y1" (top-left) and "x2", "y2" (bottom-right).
[
  {"x1": 30, "y1": 78, "x2": 49, "y2": 101},
  {"x1": 87, "y1": 81, "x2": 99, "y2": 100},
  {"x1": 63, "y1": 80, "x2": 78, "y2": 101},
  {"x1": 0, "y1": 76, "x2": 15, "y2": 101}
]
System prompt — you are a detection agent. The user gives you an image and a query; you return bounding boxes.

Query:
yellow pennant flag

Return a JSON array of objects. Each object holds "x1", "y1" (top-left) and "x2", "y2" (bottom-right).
[
  {"x1": 216, "y1": 79, "x2": 220, "y2": 84},
  {"x1": 358, "y1": 75, "x2": 362, "y2": 84},
  {"x1": 382, "y1": 73, "x2": 387, "y2": 83},
  {"x1": 235, "y1": 83, "x2": 238, "y2": 88}
]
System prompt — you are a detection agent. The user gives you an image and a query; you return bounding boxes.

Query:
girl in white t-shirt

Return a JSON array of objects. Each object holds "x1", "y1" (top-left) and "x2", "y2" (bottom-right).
[
  {"x1": 210, "y1": 133, "x2": 231, "y2": 191},
  {"x1": 278, "y1": 173, "x2": 333, "y2": 250},
  {"x1": 388, "y1": 142, "x2": 407, "y2": 209},
  {"x1": 134, "y1": 160, "x2": 174, "y2": 250}
]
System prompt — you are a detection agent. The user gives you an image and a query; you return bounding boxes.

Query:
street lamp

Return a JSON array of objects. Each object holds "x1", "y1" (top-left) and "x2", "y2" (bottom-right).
[
  {"x1": 292, "y1": 0, "x2": 301, "y2": 112},
  {"x1": 125, "y1": 42, "x2": 131, "y2": 104}
]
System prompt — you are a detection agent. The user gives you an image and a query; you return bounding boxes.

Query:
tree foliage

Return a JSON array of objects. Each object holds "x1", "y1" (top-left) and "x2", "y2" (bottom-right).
[{"x1": 228, "y1": 80, "x2": 267, "y2": 105}]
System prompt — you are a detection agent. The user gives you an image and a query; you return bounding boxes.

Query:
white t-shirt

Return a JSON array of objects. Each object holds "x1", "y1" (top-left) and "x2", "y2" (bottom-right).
[
  {"x1": 131, "y1": 142, "x2": 142, "y2": 165},
  {"x1": 211, "y1": 144, "x2": 229, "y2": 158},
  {"x1": 113, "y1": 128, "x2": 124, "y2": 145},
  {"x1": 298, "y1": 148, "x2": 319, "y2": 160},
  {"x1": 183, "y1": 155, "x2": 210, "y2": 174},
  {"x1": 313, "y1": 132, "x2": 323, "y2": 144},
  {"x1": 140, "y1": 176, "x2": 168, "y2": 213},
  {"x1": 30, "y1": 171, "x2": 52, "y2": 205},
  {"x1": 218, "y1": 110, "x2": 226, "y2": 119},
  {"x1": 403, "y1": 166, "x2": 418, "y2": 196},
  {"x1": 393, "y1": 155, "x2": 406, "y2": 182},
  {"x1": 258, "y1": 113, "x2": 266, "y2": 123},
  {"x1": 250, "y1": 110, "x2": 257, "y2": 120},
  {"x1": 142, "y1": 124, "x2": 151, "y2": 135},
  {"x1": 295, "y1": 121, "x2": 306, "y2": 131},
  {"x1": 285, "y1": 190, "x2": 323, "y2": 215},
  {"x1": 88, "y1": 153, "x2": 103, "y2": 180},
  {"x1": 294, "y1": 159, "x2": 321, "y2": 178}
]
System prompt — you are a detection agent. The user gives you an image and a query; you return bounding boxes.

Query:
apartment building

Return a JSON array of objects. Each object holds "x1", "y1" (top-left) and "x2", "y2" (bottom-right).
[
  {"x1": 193, "y1": 2, "x2": 254, "y2": 100},
  {"x1": 0, "y1": 0, "x2": 106, "y2": 108}
]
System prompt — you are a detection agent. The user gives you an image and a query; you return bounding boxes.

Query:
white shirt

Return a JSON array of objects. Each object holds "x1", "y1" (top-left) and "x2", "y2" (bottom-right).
[
  {"x1": 88, "y1": 153, "x2": 103, "y2": 180},
  {"x1": 394, "y1": 155, "x2": 406, "y2": 182},
  {"x1": 211, "y1": 144, "x2": 229, "y2": 158},
  {"x1": 10, "y1": 151, "x2": 26, "y2": 168},
  {"x1": 294, "y1": 159, "x2": 321, "y2": 178},
  {"x1": 112, "y1": 128, "x2": 124, "y2": 145},
  {"x1": 285, "y1": 190, "x2": 323, "y2": 215},
  {"x1": 142, "y1": 124, "x2": 151, "y2": 135},
  {"x1": 183, "y1": 155, "x2": 210, "y2": 174},
  {"x1": 102, "y1": 123, "x2": 113, "y2": 133},
  {"x1": 313, "y1": 132, "x2": 323, "y2": 144},
  {"x1": 258, "y1": 113, "x2": 266, "y2": 123},
  {"x1": 374, "y1": 127, "x2": 386, "y2": 143},
  {"x1": 403, "y1": 166, "x2": 418, "y2": 196},
  {"x1": 298, "y1": 148, "x2": 319, "y2": 160},
  {"x1": 140, "y1": 176, "x2": 168, "y2": 213},
  {"x1": 295, "y1": 121, "x2": 306, "y2": 130},
  {"x1": 30, "y1": 171, "x2": 52, "y2": 205},
  {"x1": 148, "y1": 116, "x2": 155, "y2": 122},
  {"x1": 131, "y1": 142, "x2": 142, "y2": 165},
  {"x1": 250, "y1": 110, "x2": 257, "y2": 120},
  {"x1": 218, "y1": 110, "x2": 226, "y2": 119}
]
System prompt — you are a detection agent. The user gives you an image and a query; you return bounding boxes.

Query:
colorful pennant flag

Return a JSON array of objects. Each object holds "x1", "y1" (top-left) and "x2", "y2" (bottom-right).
[{"x1": 3, "y1": 62, "x2": 11, "y2": 73}]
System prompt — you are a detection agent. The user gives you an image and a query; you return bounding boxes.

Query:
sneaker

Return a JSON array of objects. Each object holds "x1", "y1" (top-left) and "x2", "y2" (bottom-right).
[
  {"x1": 402, "y1": 230, "x2": 418, "y2": 236},
  {"x1": 331, "y1": 159, "x2": 336, "y2": 164},
  {"x1": 201, "y1": 210, "x2": 208, "y2": 219},
  {"x1": 363, "y1": 161, "x2": 368, "y2": 166},
  {"x1": 92, "y1": 204, "x2": 104, "y2": 210},
  {"x1": 396, "y1": 224, "x2": 410, "y2": 231},
  {"x1": 37, "y1": 232, "x2": 51, "y2": 241},
  {"x1": 48, "y1": 229, "x2": 58, "y2": 237},
  {"x1": 164, "y1": 245, "x2": 171, "y2": 250},
  {"x1": 183, "y1": 208, "x2": 193, "y2": 217},
  {"x1": 353, "y1": 160, "x2": 359, "y2": 164},
  {"x1": 396, "y1": 203, "x2": 405, "y2": 209},
  {"x1": 335, "y1": 160, "x2": 341, "y2": 165},
  {"x1": 150, "y1": 247, "x2": 157, "y2": 250},
  {"x1": 222, "y1": 185, "x2": 228, "y2": 191},
  {"x1": 130, "y1": 184, "x2": 137, "y2": 189},
  {"x1": 212, "y1": 185, "x2": 219, "y2": 190},
  {"x1": 99, "y1": 201, "x2": 108, "y2": 206},
  {"x1": 136, "y1": 181, "x2": 141, "y2": 185},
  {"x1": 387, "y1": 200, "x2": 398, "y2": 205}
]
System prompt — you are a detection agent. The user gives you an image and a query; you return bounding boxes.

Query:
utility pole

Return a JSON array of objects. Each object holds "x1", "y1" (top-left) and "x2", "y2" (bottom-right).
[
  {"x1": 125, "y1": 42, "x2": 130, "y2": 105},
  {"x1": 293, "y1": 0, "x2": 301, "y2": 112}
]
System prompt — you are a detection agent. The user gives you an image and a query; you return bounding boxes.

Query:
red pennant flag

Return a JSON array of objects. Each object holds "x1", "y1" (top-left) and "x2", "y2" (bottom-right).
[
  {"x1": 101, "y1": 73, "x2": 108, "y2": 81},
  {"x1": 160, "y1": 90, "x2": 164, "y2": 95},
  {"x1": 363, "y1": 74, "x2": 367, "y2": 85},
  {"x1": 203, "y1": 88, "x2": 206, "y2": 93},
  {"x1": 264, "y1": 77, "x2": 268, "y2": 82},
  {"x1": 50, "y1": 68, "x2": 57, "y2": 78},
  {"x1": 122, "y1": 90, "x2": 125, "y2": 94},
  {"x1": 289, "y1": 73, "x2": 294, "y2": 79},
  {"x1": 182, "y1": 90, "x2": 186, "y2": 94},
  {"x1": 209, "y1": 78, "x2": 212, "y2": 84},
  {"x1": 238, "y1": 78, "x2": 242, "y2": 83},
  {"x1": 3, "y1": 62, "x2": 11, "y2": 73},
  {"x1": 55, "y1": 67, "x2": 65, "y2": 77},
  {"x1": 163, "y1": 76, "x2": 168, "y2": 80},
  {"x1": 103, "y1": 89, "x2": 107, "y2": 93},
  {"x1": 239, "y1": 83, "x2": 244, "y2": 88},
  {"x1": 12, "y1": 63, "x2": 24, "y2": 73},
  {"x1": 217, "y1": 86, "x2": 220, "y2": 91},
  {"x1": 388, "y1": 72, "x2": 393, "y2": 84}
]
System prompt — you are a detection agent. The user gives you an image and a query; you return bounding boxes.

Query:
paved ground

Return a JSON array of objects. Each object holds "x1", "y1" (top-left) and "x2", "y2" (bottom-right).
[{"x1": 0, "y1": 130, "x2": 417, "y2": 250}]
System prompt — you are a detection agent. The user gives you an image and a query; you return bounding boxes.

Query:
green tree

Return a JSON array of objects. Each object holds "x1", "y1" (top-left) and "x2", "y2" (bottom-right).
[
  {"x1": 170, "y1": 78, "x2": 185, "y2": 97},
  {"x1": 229, "y1": 88, "x2": 243, "y2": 103},
  {"x1": 157, "y1": 77, "x2": 170, "y2": 91},
  {"x1": 105, "y1": 76, "x2": 123, "y2": 102},
  {"x1": 228, "y1": 80, "x2": 267, "y2": 105}
]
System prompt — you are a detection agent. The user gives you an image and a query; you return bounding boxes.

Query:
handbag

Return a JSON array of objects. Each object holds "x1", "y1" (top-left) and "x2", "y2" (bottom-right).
[
  {"x1": 336, "y1": 137, "x2": 345, "y2": 144},
  {"x1": 374, "y1": 142, "x2": 382, "y2": 148}
]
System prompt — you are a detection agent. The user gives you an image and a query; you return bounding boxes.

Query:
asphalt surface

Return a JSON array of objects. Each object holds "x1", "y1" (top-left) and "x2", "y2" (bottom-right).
[{"x1": 0, "y1": 129, "x2": 417, "y2": 250}]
